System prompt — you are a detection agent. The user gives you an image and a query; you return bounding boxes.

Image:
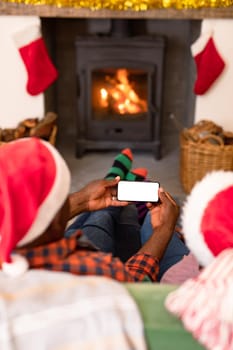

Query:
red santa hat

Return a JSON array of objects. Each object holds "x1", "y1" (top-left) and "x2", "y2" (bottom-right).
[
  {"x1": 0, "y1": 137, "x2": 71, "y2": 276},
  {"x1": 182, "y1": 170, "x2": 233, "y2": 267}
]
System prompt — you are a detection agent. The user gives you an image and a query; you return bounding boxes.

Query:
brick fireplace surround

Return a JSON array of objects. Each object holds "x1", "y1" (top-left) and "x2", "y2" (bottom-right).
[{"x1": 2, "y1": 4, "x2": 233, "y2": 157}]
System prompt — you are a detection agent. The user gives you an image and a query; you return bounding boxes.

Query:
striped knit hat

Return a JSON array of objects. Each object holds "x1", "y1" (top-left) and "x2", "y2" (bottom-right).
[
  {"x1": 0, "y1": 137, "x2": 71, "y2": 276},
  {"x1": 166, "y1": 170, "x2": 233, "y2": 349}
]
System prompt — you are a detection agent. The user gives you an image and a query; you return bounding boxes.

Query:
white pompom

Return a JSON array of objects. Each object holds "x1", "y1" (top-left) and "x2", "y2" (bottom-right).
[{"x1": 2, "y1": 254, "x2": 29, "y2": 277}]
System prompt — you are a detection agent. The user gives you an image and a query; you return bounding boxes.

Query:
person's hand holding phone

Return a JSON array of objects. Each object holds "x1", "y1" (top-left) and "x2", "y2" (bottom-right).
[
  {"x1": 147, "y1": 188, "x2": 179, "y2": 231},
  {"x1": 138, "y1": 188, "x2": 180, "y2": 261},
  {"x1": 68, "y1": 176, "x2": 129, "y2": 218}
]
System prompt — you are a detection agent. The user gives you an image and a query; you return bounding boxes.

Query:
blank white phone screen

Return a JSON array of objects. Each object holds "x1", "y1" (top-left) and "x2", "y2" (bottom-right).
[{"x1": 117, "y1": 181, "x2": 159, "y2": 202}]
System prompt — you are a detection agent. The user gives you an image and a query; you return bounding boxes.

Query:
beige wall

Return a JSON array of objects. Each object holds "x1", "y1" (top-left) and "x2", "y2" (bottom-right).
[
  {"x1": 0, "y1": 16, "x2": 44, "y2": 128},
  {"x1": 194, "y1": 19, "x2": 233, "y2": 132}
]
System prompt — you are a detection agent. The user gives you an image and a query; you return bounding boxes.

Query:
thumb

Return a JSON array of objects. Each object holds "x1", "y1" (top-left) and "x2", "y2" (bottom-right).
[
  {"x1": 105, "y1": 176, "x2": 120, "y2": 187},
  {"x1": 158, "y1": 188, "x2": 166, "y2": 201}
]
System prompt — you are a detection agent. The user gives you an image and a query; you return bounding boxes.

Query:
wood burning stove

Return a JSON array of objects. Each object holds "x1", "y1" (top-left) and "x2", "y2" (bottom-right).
[{"x1": 75, "y1": 21, "x2": 165, "y2": 159}]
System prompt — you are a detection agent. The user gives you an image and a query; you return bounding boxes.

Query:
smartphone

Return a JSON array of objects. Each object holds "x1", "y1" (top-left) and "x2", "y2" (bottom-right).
[{"x1": 117, "y1": 180, "x2": 160, "y2": 202}]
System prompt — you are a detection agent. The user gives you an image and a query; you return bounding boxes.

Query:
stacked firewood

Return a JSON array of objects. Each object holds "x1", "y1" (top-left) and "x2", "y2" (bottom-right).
[
  {"x1": 183, "y1": 120, "x2": 233, "y2": 145},
  {"x1": 0, "y1": 112, "x2": 57, "y2": 145}
]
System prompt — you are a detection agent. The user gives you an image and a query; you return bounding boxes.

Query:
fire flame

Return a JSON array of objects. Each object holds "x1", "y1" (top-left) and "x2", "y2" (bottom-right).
[{"x1": 99, "y1": 69, "x2": 147, "y2": 115}]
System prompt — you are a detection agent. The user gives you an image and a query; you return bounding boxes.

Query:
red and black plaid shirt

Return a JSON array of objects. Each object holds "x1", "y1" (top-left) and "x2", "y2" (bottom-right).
[{"x1": 16, "y1": 230, "x2": 159, "y2": 282}]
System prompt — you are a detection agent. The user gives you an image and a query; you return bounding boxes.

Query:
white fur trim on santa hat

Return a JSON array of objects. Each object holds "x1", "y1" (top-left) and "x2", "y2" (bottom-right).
[
  {"x1": 2, "y1": 254, "x2": 29, "y2": 277},
  {"x1": 182, "y1": 170, "x2": 233, "y2": 267},
  {"x1": 17, "y1": 140, "x2": 71, "y2": 247}
]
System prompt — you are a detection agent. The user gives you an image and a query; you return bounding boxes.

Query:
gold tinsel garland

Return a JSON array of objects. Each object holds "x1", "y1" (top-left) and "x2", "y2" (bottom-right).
[{"x1": 2, "y1": 0, "x2": 233, "y2": 10}]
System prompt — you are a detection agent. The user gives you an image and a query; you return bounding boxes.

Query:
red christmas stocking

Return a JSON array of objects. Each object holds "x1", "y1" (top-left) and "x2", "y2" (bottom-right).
[
  {"x1": 13, "y1": 24, "x2": 58, "y2": 96},
  {"x1": 191, "y1": 33, "x2": 225, "y2": 95}
]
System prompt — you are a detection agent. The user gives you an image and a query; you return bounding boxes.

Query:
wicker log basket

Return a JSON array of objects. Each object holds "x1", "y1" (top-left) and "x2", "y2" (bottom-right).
[{"x1": 180, "y1": 120, "x2": 233, "y2": 194}]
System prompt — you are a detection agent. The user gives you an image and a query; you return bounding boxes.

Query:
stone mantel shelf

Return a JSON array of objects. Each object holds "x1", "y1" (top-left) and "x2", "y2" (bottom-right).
[{"x1": 1, "y1": 2, "x2": 233, "y2": 18}]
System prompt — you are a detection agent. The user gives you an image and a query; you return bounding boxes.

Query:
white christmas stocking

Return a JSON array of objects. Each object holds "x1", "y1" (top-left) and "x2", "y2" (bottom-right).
[
  {"x1": 13, "y1": 24, "x2": 58, "y2": 96},
  {"x1": 191, "y1": 32, "x2": 225, "y2": 95}
]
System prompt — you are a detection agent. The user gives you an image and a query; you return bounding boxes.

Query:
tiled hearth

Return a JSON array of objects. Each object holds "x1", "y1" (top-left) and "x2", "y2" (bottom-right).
[{"x1": 57, "y1": 137, "x2": 187, "y2": 202}]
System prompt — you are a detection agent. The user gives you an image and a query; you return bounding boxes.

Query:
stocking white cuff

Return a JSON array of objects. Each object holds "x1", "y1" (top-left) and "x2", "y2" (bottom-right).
[
  {"x1": 191, "y1": 30, "x2": 213, "y2": 57},
  {"x1": 13, "y1": 24, "x2": 41, "y2": 48}
]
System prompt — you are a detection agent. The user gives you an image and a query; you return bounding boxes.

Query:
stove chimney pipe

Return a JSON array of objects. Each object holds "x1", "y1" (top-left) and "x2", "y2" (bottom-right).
[{"x1": 110, "y1": 19, "x2": 132, "y2": 37}]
